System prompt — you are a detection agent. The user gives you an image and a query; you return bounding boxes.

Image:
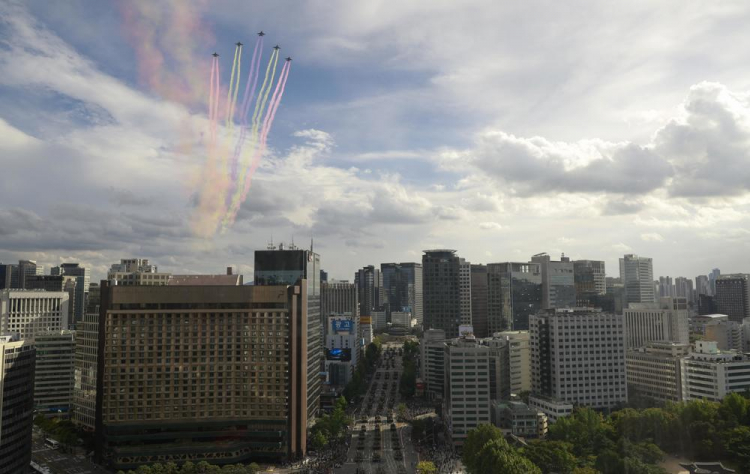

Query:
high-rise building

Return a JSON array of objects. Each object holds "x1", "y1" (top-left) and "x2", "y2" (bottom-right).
[
  {"x1": 95, "y1": 282, "x2": 310, "y2": 468},
  {"x1": 530, "y1": 308, "x2": 627, "y2": 410},
  {"x1": 530, "y1": 253, "x2": 575, "y2": 309},
  {"x1": 0, "y1": 263, "x2": 19, "y2": 289},
  {"x1": 320, "y1": 269, "x2": 328, "y2": 284},
  {"x1": 34, "y1": 330, "x2": 75, "y2": 417},
  {"x1": 470, "y1": 265, "x2": 489, "y2": 338},
  {"x1": 52, "y1": 263, "x2": 90, "y2": 325},
  {"x1": 674, "y1": 277, "x2": 694, "y2": 302},
  {"x1": 254, "y1": 245, "x2": 321, "y2": 421},
  {"x1": 0, "y1": 335, "x2": 35, "y2": 474},
  {"x1": 72, "y1": 303, "x2": 99, "y2": 430},
  {"x1": 709, "y1": 268, "x2": 721, "y2": 296},
  {"x1": 485, "y1": 331, "x2": 531, "y2": 400},
  {"x1": 620, "y1": 254, "x2": 655, "y2": 305},
  {"x1": 459, "y1": 259, "x2": 473, "y2": 326},
  {"x1": 107, "y1": 258, "x2": 172, "y2": 286},
  {"x1": 321, "y1": 281, "x2": 358, "y2": 320},
  {"x1": 704, "y1": 319, "x2": 745, "y2": 352},
  {"x1": 623, "y1": 297, "x2": 689, "y2": 349},
  {"x1": 715, "y1": 274, "x2": 750, "y2": 323},
  {"x1": 626, "y1": 342, "x2": 690, "y2": 404},
  {"x1": 420, "y1": 329, "x2": 446, "y2": 400},
  {"x1": 18, "y1": 259, "x2": 42, "y2": 289},
  {"x1": 423, "y1": 250, "x2": 462, "y2": 338},
  {"x1": 658, "y1": 276, "x2": 674, "y2": 298},
  {"x1": 324, "y1": 315, "x2": 359, "y2": 385},
  {"x1": 695, "y1": 275, "x2": 711, "y2": 296},
  {"x1": 573, "y1": 260, "x2": 606, "y2": 306},
  {"x1": 681, "y1": 340, "x2": 750, "y2": 402},
  {"x1": 444, "y1": 335, "x2": 491, "y2": 446},
  {"x1": 354, "y1": 265, "x2": 384, "y2": 318},
  {"x1": 0, "y1": 289, "x2": 70, "y2": 339},
  {"x1": 381, "y1": 262, "x2": 423, "y2": 325},
  {"x1": 698, "y1": 294, "x2": 717, "y2": 315},
  {"x1": 487, "y1": 262, "x2": 542, "y2": 332}
]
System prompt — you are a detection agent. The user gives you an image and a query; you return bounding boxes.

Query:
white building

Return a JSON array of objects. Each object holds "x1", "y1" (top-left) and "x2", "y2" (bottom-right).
[
  {"x1": 530, "y1": 308, "x2": 627, "y2": 410},
  {"x1": 391, "y1": 311, "x2": 415, "y2": 329},
  {"x1": 704, "y1": 319, "x2": 745, "y2": 352},
  {"x1": 0, "y1": 289, "x2": 70, "y2": 339},
  {"x1": 34, "y1": 330, "x2": 76, "y2": 417},
  {"x1": 485, "y1": 331, "x2": 531, "y2": 400},
  {"x1": 681, "y1": 340, "x2": 750, "y2": 402},
  {"x1": 691, "y1": 313, "x2": 728, "y2": 334},
  {"x1": 421, "y1": 329, "x2": 446, "y2": 399},
  {"x1": 626, "y1": 342, "x2": 690, "y2": 404},
  {"x1": 624, "y1": 297, "x2": 689, "y2": 349},
  {"x1": 107, "y1": 258, "x2": 171, "y2": 286},
  {"x1": 324, "y1": 315, "x2": 359, "y2": 385},
  {"x1": 445, "y1": 335, "x2": 491, "y2": 446},
  {"x1": 620, "y1": 254, "x2": 655, "y2": 305},
  {"x1": 528, "y1": 395, "x2": 573, "y2": 425}
]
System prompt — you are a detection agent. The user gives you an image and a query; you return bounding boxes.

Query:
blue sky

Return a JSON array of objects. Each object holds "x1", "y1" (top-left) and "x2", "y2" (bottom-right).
[{"x1": 1, "y1": 0, "x2": 749, "y2": 281}]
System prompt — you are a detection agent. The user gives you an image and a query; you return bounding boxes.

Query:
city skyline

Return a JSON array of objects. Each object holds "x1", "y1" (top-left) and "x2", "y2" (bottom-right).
[{"x1": 2, "y1": 1, "x2": 750, "y2": 286}]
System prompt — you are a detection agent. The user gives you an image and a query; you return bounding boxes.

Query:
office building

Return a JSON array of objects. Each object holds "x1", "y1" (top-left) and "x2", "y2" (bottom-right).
[
  {"x1": 391, "y1": 311, "x2": 415, "y2": 330},
  {"x1": 626, "y1": 342, "x2": 690, "y2": 404},
  {"x1": 573, "y1": 260, "x2": 606, "y2": 306},
  {"x1": 531, "y1": 253, "x2": 576, "y2": 309},
  {"x1": 254, "y1": 245, "x2": 321, "y2": 421},
  {"x1": 354, "y1": 265, "x2": 384, "y2": 317},
  {"x1": 34, "y1": 330, "x2": 75, "y2": 417},
  {"x1": 698, "y1": 294, "x2": 717, "y2": 315},
  {"x1": 0, "y1": 263, "x2": 19, "y2": 289},
  {"x1": 530, "y1": 308, "x2": 627, "y2": 410},
  {"x1": 18, "y1": 259, "x2": 42, "y2": 289},
  {"x1": 325, "y1": 315, "x2": 358, "y2": 385},
  {"x1": 107, "y1": 258, "x2": 172, "y2": 286},
  {"x1": 360, "y1": 316, "x2": 373, "y2": 345},
  {"x1": 421, "y1": 329, "x2": 446, "y2": 399},
  {"x1": 624, "y1": 297, "x2": 689, "y2": 349},
  {"x1": 487, "y1": 262, "x2": 542, "y2": 332},
  {"x1": 0, "y1": 335, "x2": 35, "y2": 474},
  {"x1": 423, "y1": 250, "x2": 462, "y2": 338},
  {"x1": 372, "y1": 310, "x2": 387, "y2": 332},
  {"x1": 320, "y1": 270, "x2": 328, "y2": 283},
  {"x1": 696, "y1": 275, "x2": 711, "y2": 297},
  {"x1": 381, "y1": 262, "x2": 423, "y2": 325},
  {"x1": 169, "y1": 269, "x2": 243, "y2": 286},
  {"x1": 321, "y1": 282, "x2": 359, "y2": 339},
  {"x1": 485, "y1": 331, "x2": 531, "y2": 400},
  {"x1": 51, "y1": 263, "x2": 90, "y2": 324},
  {"x1": 459, "y1": 258, "x2": 473, "y2": 326},
  {"x1": 0, "y1": 289, "x2": 70, "y2": 339},
  {"x1": 491, "y1": 400, "x2": 547, "y2": 439},
  {"x1": 620, "y1": 254, "x2": 655, "y2": 305},
  {"x1": 709, "y1": 269, "x2": 721, "y2": 295},
  {"x1": 73, "y1": 309, "x2": 99, "y2": 430},
  {"x1": 704, "y1": 319, "x2": 745, "y2": 352},
  {"x1": 444, "y1": 335, "x2": 491, "y2": 446},
  {"x1": 675, "y1": 277, "x2": 694, "y2": 302},
  {"x1": 470, "y1": 265, "x2": 489, "y2": 338},
  {"x1": 681, "y1": 341, "x2": 750, "y2": 402},
  {"x1": 715, "y1": 274, "x2": 750, "y2": 323},
  {"x1": 527, "y1": 395, "x2": 573, "y2": 425},
  {"x1": 95, "y1": 282, "x2": 310, "y2": 468}
]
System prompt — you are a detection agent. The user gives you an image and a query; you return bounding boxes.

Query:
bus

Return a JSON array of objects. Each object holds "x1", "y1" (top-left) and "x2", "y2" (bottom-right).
[{"x1": 44, "y1": 438, "x2": 60, "y2": 450}]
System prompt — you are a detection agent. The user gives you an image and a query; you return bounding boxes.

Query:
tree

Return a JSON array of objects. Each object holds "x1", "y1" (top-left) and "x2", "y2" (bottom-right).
[
  {"x1": 416, "y1": 461, "x2": 437, "y2": 474},
  {"x1": 462, "y1": 424, "x2": 504, "y2": 473},
  {"x1": 311, "y1": 430, "x2": 328, "y2": 451},
  {"x1": 549, "y1": 407, "x2": 615, "y2": 457},
  {"x1": 397, "y1": 402, "x2": 407, "y2": 421},
  {"x1": 723, "y1": 426, "x2": 750, "y2": 472},
  {"x1": 247, "y1": 463, "x2": 261, "y2": 474},
  {"x1": 522, "y1": 440, "x2": 577, "y2": 474},
  {"x1": 474, "y1": 438, "x2": 542, "y2": 474}
]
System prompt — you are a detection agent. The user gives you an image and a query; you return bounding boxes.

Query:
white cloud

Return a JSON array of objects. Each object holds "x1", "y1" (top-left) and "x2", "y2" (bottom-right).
[
  {"x1": 641, "y1": 232, "x2": 665, "y2": 242},
  {"x1": 479, "y1": 222, "x2": 503, "y2": 231}
]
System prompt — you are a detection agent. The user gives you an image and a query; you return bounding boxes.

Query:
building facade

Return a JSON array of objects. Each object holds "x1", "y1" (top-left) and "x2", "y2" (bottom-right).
[
  {"x1": 530, "y1": 308, "x2": 627, "y2": 410},
  {"x1": 34, "y1": 330, "x2": 76, "y2": 417},
  {"x1": 620, "y1": 254, "x2": 655, "y2": 305},
  {"x1": 380, "y1": 262, "x2": 423, "y2": 325},
  {"x1": 485, "y1": 331, "x2": 531, "y2": 400},
  {"x1": 715, "y1": 274, "x2": 750, "y2": 323},
  {"x1": 681, "y1": 340, "x2": 750, "y2": 402},
  {"x1": 324, "y1": 315, "x2": 359, "y2": 385},
  {"x1": 487, "y1": 262, "x2": 542, "y2": 332},
  {"x1": 0, "y1": 289, "x2": 70, "y2": 339},
  {"x1": 95, "y1": 283, "x2": 310, "y2": 469},
  {"x1": 626, "y1": 342, "x2": 690, "y2": 404},
  {"x1": 354, "y1": 265, "x2": 383, "y2": 318},
  {"x1": 0, "y1": 335, "x2": 35, "y2": 474},
  {"x1": 573, "y1": 260, "x2": 606, "y2": 306},
  {"x1": 470, "y1": 265, "x2": 489, "y2": 338},
  {"x1": 624, "y1": 297, "x2": 689, "y2": 349},
  {"x1": 444, "y1": 336, "x2": 491, "y2": 446},
  {"x1": 52, "y1": 263, "x2": 90, "y2": 325},
  {"x1": 459, "y1": 258, "x2": 473, "y2": 327},
  {"x1": 531, "y1": 253, "x2": 576, "y2": 309},
  {"x1": 423, "y1": 250, "x2": 462, "y2": 338},
  {"x1": 421, "y1": 329, "x2": 446, "y2": 399}
]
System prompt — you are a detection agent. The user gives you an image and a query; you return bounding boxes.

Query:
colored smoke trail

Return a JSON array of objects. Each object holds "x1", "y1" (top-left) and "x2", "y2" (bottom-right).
[
  {"x1": 229, "y1": 37, "x2": 263, "y2": 186},
  {"x1": 225, "y1": 44, "x2": 242, "y2": 129}
]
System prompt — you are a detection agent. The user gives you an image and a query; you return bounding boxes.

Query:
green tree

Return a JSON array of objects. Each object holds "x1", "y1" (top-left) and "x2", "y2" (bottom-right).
[
  {"x1": 416, "y1": 461, "x2": 437, "y2": 474},
  {"x1": 719, "y1": 392, "x2": 749, "y2": 428},
  {"x1": 522, "y1": 440, "x2": 577, "y2": 474},
  {"x1": 311, "y1": 430, "x2": 328, "y2": 451},
  {"x1": 397, "y1": 402, "x2": 407, "y2": 421},
  {"x1": 462, "y1": 424, "x2": 504, "y2": 473},
  {"x1": 474, "y1": 438, "x2": 542, "y2": 474},
  {"x1": 723, "y1": 426, "x2": 750, "y2": 472},
  {"x1": 180, "y1": 461, "x2": 196, "y2": 474},
  {"x1": 549, "y1": 407, "x2": 615, "y2": 457},
  {"x1": 247, "y1": 463, "x2": 261, "y2": 474}
]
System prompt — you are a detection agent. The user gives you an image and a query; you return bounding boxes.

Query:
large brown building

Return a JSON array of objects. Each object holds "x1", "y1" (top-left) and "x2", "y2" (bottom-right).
[{"x1": 94, "y1": 281, "x2": 309, "y2": 470}]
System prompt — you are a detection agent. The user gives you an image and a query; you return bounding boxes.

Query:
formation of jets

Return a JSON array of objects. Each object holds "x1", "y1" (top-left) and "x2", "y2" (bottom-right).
[{"x1": 211, "y1": 33, "x2": 292, "y2": 61}]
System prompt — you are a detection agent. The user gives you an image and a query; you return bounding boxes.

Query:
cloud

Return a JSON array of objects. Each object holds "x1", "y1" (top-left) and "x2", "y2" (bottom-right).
[
  {"x1": 641, "y1": 232, "x2": 665, "y2": 242},
  {"x1": 479, "y1": 222, "x2": 503, "y2": 231},
  {"x1": 612, "y1": 243, "x2": 632, "y2": 253}
]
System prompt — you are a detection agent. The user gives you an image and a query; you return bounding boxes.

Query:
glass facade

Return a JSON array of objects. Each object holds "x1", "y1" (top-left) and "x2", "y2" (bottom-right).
[{"x1": 487, "y1": 263, "x2": 542, "y2": 332}]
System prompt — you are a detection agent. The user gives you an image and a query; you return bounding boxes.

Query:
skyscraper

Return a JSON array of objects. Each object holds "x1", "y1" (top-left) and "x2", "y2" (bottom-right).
[
  {"x1": 459, "y1": 258, "x2": 473, "y2": 326},
  {"x1": 470, "y1": 264, "x2": 489, "y2": 338},
  {"x1": 95, "y1": 282, "x2": 310, "y2": 468},
  {"x1": 530, "y1": 308, "x2": 627, "y2": 410},
  {"x1": 52, "y1": 263, "x2": 90, "y2": 325},
  {"x1": 354, "y1": 265, "x2": 384, "y2": 318},
  {"x1": 619, "y1": 254, "x2": 655, "y2": 305},
  {"x1": 573, "y1": 260, "x2": 606, "y2": 306},
  {"x1": 530, "y1": 253, "x2": 576, "y2": 309},
  {"x1": 695, "y1": 275, "x2": 711, "y2": 296},
  {"x1": 715, "y1": 274, "x2": 750, "y2": 323},
  {"x1": 33, "y1": 330, "x2": 76, "y2": 417},
  {"x1": 487, "y1": 262, "x2": 542, "y2": 332},
  {"x1": 0, "y1": 335, "x2": 35, "y2": 473},
  {"x1": 18, "y1": 259, "x2": 42, "y2": 289},
  {"x1": 254, "y1": 245, "x2": 322, "y2": 420},
  {"x1": 0, "y1": 263, "x2": 19, "y2": 289},
  {"x1": 709, "y1": 268, "x2": 721, "y2": 295},
  {"x1": 380, "y1": 262, "x2": 423, "y2": 325},
  {"x1": 1, "y1": 289, "x2": 70, "y2": 339},
  {"x1": 423, "y1": 250, "x2": 462, "y2": 338}
]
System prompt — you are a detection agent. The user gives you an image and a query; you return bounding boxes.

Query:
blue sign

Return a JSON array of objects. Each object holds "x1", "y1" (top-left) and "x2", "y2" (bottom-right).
[{"x1": 331, "y1": 319, "x2": 354, "y2": 334}]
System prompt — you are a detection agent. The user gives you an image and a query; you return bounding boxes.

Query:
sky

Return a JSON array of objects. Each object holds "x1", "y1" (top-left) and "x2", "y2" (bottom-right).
[{"x1": 1, "y1": 0, "x2": 749, "y2": 282}]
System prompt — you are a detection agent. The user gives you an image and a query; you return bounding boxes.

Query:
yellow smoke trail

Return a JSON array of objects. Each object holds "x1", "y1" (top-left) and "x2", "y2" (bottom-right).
[
  {"x1": 225, "y1": 44, "x2": 240, "y2": 128},
  {"x1": 221, "y1": 49, "x2": 279, "y2": 228}
]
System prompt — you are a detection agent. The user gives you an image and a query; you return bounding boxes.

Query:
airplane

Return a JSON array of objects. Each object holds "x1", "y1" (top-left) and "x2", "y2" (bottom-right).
[
  {"x1": 212, "y1": 52, "x2": 219, "y2": 57},
  {"x1": 273, "y1": 45, "x2": 280, "y2": 50},
  {"x1": 285, "y1": 57, "x2": 292, "y2": 62},
  {"x1": 236, "y1": 41, "x2": 243, "y2": 47},
  {"x1": 258, "y1": 31, "x2": 265, "y2": 36}
]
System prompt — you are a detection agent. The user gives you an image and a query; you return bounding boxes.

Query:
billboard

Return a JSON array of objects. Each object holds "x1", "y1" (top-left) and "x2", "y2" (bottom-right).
[
  {"x1": 331, "y1": 319, "x2": 354, "y2": 334},
  {"x1": 360, "y1": 316, "x2": 371, "y2": 325},
  {"x1": 326, "y1": 348, "x2": 352, "y2": 361}
]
